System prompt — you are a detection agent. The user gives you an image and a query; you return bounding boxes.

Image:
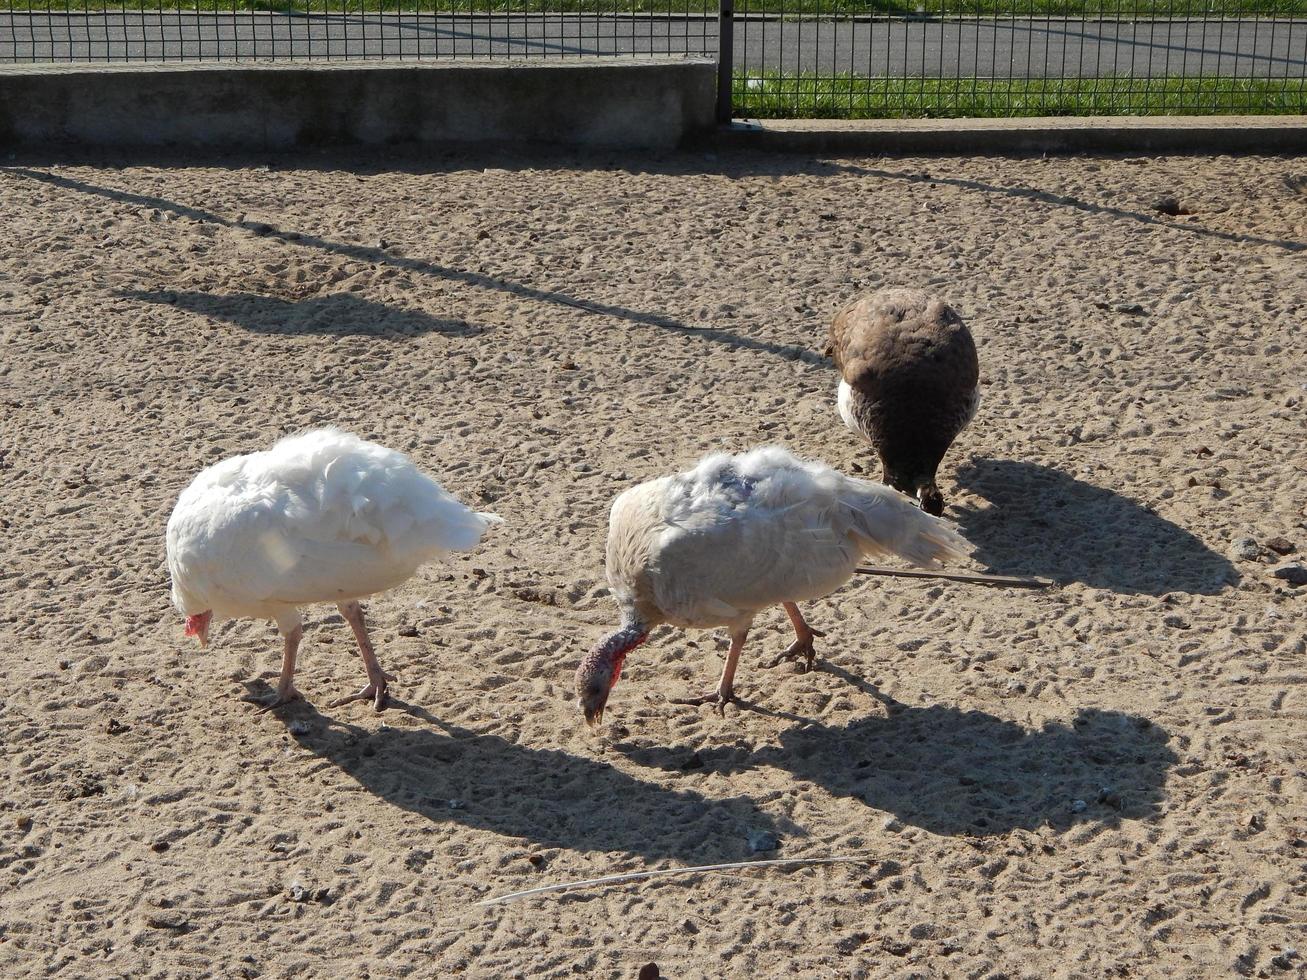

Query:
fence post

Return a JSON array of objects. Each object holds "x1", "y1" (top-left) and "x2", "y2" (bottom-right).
[{"x1": 716, "y1": 0, "x2": 735, "y2": 123}]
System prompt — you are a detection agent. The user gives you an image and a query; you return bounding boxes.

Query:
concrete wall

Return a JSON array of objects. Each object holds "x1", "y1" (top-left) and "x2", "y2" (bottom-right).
[{"x1": 0, "y1": 59, "x2": 716, "y2": 151}]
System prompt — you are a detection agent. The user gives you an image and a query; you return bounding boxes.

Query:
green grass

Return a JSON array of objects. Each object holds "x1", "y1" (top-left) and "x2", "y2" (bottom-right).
[
  {"x1": 16, "y1": 0, "x2": 1307, "y2": 15},
  {"x1": 734, "y1": 72, "x2": 1307, "y2": 117}
]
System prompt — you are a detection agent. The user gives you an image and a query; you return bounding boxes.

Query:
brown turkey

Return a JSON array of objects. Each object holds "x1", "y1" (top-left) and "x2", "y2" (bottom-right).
[{"x1": 828, "y1": 287, "x2": 980, "y2": 516}]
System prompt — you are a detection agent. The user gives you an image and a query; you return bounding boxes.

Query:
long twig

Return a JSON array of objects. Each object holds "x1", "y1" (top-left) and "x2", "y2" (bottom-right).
[
  {"x1": 854, "y1": 566, "x2": 1055, "y2": 589},
  {"x1": 476, "y1": 856, "x2": 871, "y2": 907}
]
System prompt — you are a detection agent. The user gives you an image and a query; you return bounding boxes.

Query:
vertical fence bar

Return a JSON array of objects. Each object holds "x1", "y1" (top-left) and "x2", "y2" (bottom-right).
[{"x1": 717, "y1": 0, "x2": 735, "y2": 121}]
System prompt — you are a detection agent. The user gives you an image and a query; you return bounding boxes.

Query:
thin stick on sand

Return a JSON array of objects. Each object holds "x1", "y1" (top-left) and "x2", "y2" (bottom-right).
[
  {"x1": 854, "y1": 566, "x2": 1055, "y2": 589},
  {"x1": 477, "y1": 856, "x2": 871, "y2": 907}
]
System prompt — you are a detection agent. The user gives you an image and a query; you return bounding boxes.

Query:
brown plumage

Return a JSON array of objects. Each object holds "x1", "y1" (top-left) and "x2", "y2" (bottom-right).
[{"x1": 828, "y1": 288, "x2": 980, "y2": 516}]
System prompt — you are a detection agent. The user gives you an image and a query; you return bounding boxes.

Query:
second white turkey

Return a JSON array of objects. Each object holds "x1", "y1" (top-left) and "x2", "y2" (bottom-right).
[{"x1": 574, "y1": 446, "x2": 970, "y2": 725}]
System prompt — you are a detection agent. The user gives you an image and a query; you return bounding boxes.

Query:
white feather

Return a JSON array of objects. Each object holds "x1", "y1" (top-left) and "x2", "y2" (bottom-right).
[
  {"x1": 606, "y1": 446, "x2": 970, "y2": 632},
  {"x1": 165, "y1": 428, "x2": 500, "y2": 625},
  {"x1": 962, "y1": 387, "x2": 982, "y2": 431},
  {"x1": 836, "y1": 379, "x2": 871, "y2": 441}
]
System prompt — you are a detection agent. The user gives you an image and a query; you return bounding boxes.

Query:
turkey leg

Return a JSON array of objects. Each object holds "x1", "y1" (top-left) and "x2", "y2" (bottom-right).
[
  {"x1": 251, "y1": 616, "x2": 304, "y2": 712},
  {"x1": 670, "y1": 628, "x2": 748, "y2": 716},
  {"x1": 765, "y1": 602, "x2": 826, "y2": 673},
  {"x1": 330, "y1": 600, "x2": 396, "y2": 712}
]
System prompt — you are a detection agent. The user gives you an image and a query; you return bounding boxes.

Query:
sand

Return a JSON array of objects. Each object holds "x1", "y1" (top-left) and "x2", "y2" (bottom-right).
[{"x1": 0, "y1": 147, "x2": 1304, "y2": 979}]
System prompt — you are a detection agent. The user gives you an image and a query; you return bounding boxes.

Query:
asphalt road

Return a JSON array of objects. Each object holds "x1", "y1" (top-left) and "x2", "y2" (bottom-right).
[{"x1": 2, "y1": 13, "x2": 1304, "y2": 77}]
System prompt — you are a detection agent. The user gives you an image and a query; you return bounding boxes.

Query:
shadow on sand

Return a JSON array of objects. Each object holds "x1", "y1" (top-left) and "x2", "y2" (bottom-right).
[
  {"x1": 249, "y1": 681, "x2": 793, "y2": 863},
  {"x1": 118, "y1": 288, "x2": 482, "y2": 338},
  {"x1": 10, "y1": 153, "x2": 1302, "y2": 258},
  {"x1": 618, "y1": 663, "x2": 1178, "y2": 837},
  {"x1": 13, "y1": 168, "x2": 819, "y2": 363},
  {"x1": 952, "y1": 458, "x2": 1237, "y2": 596}
]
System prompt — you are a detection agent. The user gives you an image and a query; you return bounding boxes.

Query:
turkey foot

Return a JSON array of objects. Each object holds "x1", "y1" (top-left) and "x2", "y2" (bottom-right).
[
  {"x1": 245, "y1": 687, "x2": 304, "y2": 713},
  {"x1": 669, "y1": 686, "x2": 737, "y2": 716},
  {"x1": 670, "y1": 629, "x2": 747, "y2": 716},
  {"x1": 333, "y1": 602, "x2": 396, "y2": 711},
  {"x1": 765, "y1": 630, "x2": 826, "y2": 672},
  {"x1": 766, "y1": 602, "x2": 825, "y2": 672},
  {"x1": 246, "y1": 622, "x2": 304, "y2": 712},
  {"x1": 329, "y1": 671, "x2": 397, "y2": 712}
]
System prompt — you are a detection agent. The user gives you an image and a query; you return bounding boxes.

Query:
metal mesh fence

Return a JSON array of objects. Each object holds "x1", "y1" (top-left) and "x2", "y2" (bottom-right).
[
  {"x1": 731, "y1": 0, "x2": 1307, "y2": 116},
  {"x1": 0, "y1": 2, "x2": 716, "y2": 63},
  {"x1": 1, "y1": 0, "x2": 1302, "y2": 116}
]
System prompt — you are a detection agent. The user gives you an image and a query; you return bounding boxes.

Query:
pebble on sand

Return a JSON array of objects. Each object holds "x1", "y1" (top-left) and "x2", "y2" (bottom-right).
[
  {"x1": 1271, "y1": 563, "x2": 1307, "y2": 586},
  {"x1": 1152, "y1": 196, "x2": 1192, "y2": 216},
  {"x1": 1097, "y1": 788, "x2": 1125, "y2": 811},
  {"x1": 748, "y1": 830, "x2": 779, "y2": 853},
  {"x1": 145, "y1": 911, "x2": 189, "y2": 931},
  {"x1": 1229, "y1": 536, "x2": 1261, "y2": 562},
  {"x1": 835, "y1": 932, "x2": 870, "y2": 955}
]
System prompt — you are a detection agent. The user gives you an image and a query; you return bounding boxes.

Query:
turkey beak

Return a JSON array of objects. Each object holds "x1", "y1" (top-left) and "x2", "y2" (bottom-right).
[
  {"x1": 196, "y1": 621, "x2": 209, "y2": 649},
  {"x1": 583, "y1": 704, "x2": 604, "y2": 728}
]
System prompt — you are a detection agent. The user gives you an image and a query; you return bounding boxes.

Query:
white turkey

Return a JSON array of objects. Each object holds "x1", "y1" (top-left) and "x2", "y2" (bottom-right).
[
  {"x1": 165, "y1": 428, "x2": 501, "y2": 711},
  {"x1": 828, "y1": 287, "x2": 980, "y2": 516},
  {"x1": 574, "y1": 446, "x2": 970, "y2": 724}
]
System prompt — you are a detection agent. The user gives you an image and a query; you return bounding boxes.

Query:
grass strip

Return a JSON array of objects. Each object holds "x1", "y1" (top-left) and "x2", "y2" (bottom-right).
[{"x1": 734, "y1": 73, "x2": 1307, "y2": 117}]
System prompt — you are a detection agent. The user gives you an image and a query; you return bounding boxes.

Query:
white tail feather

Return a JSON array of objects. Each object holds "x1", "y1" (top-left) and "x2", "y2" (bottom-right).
[{"x1": 839, "y1": 479, "x2": 971, "y2": 568}]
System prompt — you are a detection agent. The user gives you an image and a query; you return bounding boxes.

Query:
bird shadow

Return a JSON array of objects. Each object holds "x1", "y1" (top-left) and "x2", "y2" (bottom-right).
[
  {"x1": 242, "y1": 679, "x2": 793, "y2": 862},
  {"x1": 617, "y1": 663, "x2": 1177, "y2": 838},
  {"x1": 117, "y1": 288, "x2": 482, "y2": 338},
  {"x1": 951, "y1": 458, "x2": 1237, "y2": 596}
]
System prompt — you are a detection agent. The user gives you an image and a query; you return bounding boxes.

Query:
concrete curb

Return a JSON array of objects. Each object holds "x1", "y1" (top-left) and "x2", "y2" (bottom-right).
[{"x1": 711, "y1": 115, "x2": 1307, "y2": 154}]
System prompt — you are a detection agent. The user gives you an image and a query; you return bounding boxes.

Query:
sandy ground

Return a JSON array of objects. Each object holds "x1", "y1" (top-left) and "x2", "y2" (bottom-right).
[{"x1": 0, "y1": 147, "x2": 1304, "y2": 979}]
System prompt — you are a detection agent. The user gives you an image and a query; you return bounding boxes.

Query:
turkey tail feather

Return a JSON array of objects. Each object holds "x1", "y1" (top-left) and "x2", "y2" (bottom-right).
[{"x1": 840, "y1": 480, "x2": 970, "y2": 568}]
